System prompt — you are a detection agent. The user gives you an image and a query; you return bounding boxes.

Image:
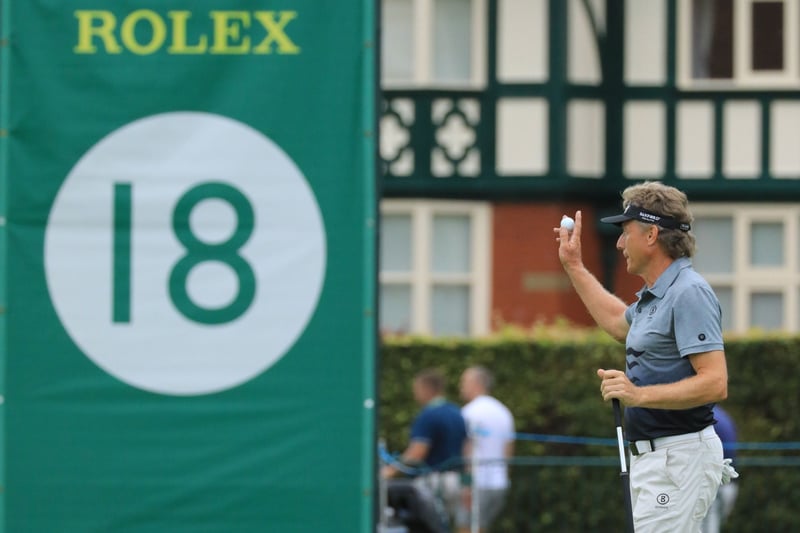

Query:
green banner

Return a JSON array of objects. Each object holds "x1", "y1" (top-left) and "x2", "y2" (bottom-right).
[{"x1": 0, "y1": 2, "x2": 376, "y2": 531}]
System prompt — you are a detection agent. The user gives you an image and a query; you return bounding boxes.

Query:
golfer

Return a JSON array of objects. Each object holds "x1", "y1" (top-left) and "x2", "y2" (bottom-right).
[{"x1": 554, "y1": 181, "x2": 736, "y2": 532}]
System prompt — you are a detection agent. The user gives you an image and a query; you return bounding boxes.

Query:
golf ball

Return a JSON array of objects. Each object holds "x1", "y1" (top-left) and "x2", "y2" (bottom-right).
[{"x1": 560, "y1": 216, "x2": 575, "y2": 231}]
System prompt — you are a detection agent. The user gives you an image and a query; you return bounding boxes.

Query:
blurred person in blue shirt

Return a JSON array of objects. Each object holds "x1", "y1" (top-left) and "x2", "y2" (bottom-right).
[{"x1": 382, "y1": 368, "x2": 469, "y2": 529}]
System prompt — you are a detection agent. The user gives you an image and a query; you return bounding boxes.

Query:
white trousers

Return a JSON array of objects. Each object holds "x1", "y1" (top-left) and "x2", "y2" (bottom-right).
[
  {"x1": 629, "y1": 429, "x2": 723, "y2": 533},
  {"x1": 701, "y1": 482, "x2": 739, "y2": 533}
]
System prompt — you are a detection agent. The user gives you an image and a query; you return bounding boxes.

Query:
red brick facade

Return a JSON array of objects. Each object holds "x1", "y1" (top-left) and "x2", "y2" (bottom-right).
[{"x1": 491, "y1": 203, "x2": 642, "y2": 329}]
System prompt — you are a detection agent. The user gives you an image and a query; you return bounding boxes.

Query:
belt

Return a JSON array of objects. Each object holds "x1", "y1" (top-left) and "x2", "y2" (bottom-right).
[{"x1": 629, "y1": 426, "x2": 716, "y2": 456}]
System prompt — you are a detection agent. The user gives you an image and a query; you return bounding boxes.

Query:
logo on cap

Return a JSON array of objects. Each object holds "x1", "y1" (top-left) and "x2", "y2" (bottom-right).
[{"x1": 639, "y1": 211, "x2": 661, "y2": 223}]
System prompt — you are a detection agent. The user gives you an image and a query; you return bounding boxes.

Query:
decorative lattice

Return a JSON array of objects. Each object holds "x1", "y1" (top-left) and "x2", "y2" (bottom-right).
[
  {"x1": 381, "y1": 98, "x2": 414, "y2": 176},
  {"x1": 381, "y1": 94, "x2": 482, "y2": 179},
  {"x1": 432, "y1": 98, "x2": 481, "y2": 177}
]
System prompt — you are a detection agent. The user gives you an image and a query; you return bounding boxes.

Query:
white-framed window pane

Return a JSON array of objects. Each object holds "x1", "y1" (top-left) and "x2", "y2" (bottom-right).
[
  {"x1": 432, "y1": 214, "x2": 471, "y2": 273},
  {"x1": 381, "y1": 284, "x2": 412, "y2": 334},
  {"x1": 751, "y1": 1, "x2": 784, "y2": 71},
  {"x1": 431, "y1": 284, "x2": 470, "y2": 335},
  {"x1": 380, "y1": 199, "x2": 489, "y2": 337},
  {"x1": 383, "y1": 0, "x2": 414, "y2": 81},
  {"x1": 750, "y1": 292, "x2": 783, "y2": 330},
  {"x1": 691, "y1": 0, "x2": 734, "y2": 79},
  {"x1": 796, "y1": 215, "x2": 800, "y2": 270},
  {"x1": 713, "y1": 285, "x2": 734, "y2": 331},
  {"x1": 381, "y1": 214, "x2": 412, "y2": 271},
  {"x1": 694, "y1": 217, "x2": 734, "y2": 273},
  {"x1": 433, "y1": 0, "x2": 472, "y2": 83},
  {"x1": 750, "y1": 222, "x2": 784, "y2": 266},
  {"x1": 797, "y1": 288, "x2": 800, "y2": 328}
]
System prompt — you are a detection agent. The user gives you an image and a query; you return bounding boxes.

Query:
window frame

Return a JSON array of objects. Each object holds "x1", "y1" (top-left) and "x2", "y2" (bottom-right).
[
  {"x1": 692, "y1": 203, "x2": 800, "y2": 332},
  {"x1": 380, "y1": 199, "x2": 491, "y2": 336},
  {"x1": 677, "y1": 0, "x2": 800, "y2": 90},
  {"x1": 381, "y1": 0, "x2": 488, "y2": 89}
]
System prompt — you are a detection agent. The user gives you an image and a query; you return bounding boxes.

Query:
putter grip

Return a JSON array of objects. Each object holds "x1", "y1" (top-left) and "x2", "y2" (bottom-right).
[{"x1": 613, "y1": 399, "x2": 623, "y2": 427}]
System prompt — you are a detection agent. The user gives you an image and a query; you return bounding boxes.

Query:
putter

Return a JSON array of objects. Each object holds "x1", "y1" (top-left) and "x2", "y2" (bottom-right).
[{"x1": 613, "y1": 399, "x2": 635, "y2": 533}]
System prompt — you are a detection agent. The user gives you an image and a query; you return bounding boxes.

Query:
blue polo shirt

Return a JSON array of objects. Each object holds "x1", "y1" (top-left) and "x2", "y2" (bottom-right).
[
  {"x1": 410, "y1": 398, "x2": 467, "y2": 472},
  {"x1": 623, "y1": 257, "x2": 725, "y2": 441}
]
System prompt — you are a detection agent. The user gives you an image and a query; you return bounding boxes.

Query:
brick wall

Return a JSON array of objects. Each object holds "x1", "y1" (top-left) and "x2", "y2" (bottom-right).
[{"x1": 491, "y1": 202, "x2": 641, "y2": 329}]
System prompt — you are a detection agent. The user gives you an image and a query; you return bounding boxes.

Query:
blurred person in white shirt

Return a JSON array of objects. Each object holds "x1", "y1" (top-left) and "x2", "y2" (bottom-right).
[{"x1": 456, "y1": 366, "x2": 515, "y2": 533}]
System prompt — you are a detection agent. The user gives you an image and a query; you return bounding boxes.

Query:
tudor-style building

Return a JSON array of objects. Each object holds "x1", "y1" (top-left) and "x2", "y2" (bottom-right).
[{"x1": 379, "y1": 0, "x2": 800, "y2": 336}]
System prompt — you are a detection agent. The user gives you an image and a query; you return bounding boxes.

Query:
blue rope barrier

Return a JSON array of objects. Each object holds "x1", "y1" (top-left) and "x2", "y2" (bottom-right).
[
  {"x1": 512, "y1": 431, "x2": 618, "y2": 446},
  {"x1": 511, "y1": 430, "x2": 800, "y2": 451},
  {"x1": 731, "y1": 441, "x2": 800, "y2": 451},
  {"x1": 380, "y1": 431, "x2": 800, "y2": 465}
]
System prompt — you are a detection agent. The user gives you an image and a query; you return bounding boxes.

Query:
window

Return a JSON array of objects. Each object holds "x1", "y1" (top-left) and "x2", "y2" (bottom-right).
[
  {"x1": 679, "y1": 0, "x2": 800, "y2": 88},
  {"x1": 692, "y1": 204, "x2": 800, "y2": 332},
  {"x1": 379, "y1": 200, "x2": 490, "y2": 336},
  {"x1": 381, "y1": 0, "x2": 487, "y2": 87}
]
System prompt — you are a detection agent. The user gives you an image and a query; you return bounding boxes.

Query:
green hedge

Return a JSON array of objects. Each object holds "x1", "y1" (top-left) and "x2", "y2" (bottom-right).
[{"x1": 379, "y1": 327, "x2": 800, "y2": 532}]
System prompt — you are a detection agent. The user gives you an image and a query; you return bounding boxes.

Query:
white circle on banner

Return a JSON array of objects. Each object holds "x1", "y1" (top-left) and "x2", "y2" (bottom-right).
[{"x1": 44, "y1": 112, "x2": 327, "y2": 396}]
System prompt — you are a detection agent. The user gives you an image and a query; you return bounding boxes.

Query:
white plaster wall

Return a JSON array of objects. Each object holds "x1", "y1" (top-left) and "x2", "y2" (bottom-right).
[
  {"x1": 496, "y1": 98, "x2": 548, "y2": 174},
  {"x1": 568, "y1": 99, "x2": 605, "y2": 176},
  {"x1": 497, "y1": 0, "x2": 548, "y2": 82},
  {"x1": 676, "y1": 101, "x2": 715, "y2": 178},
  {"x1": 568, "y1": 0, "x2": 602, "y2": 84},
  {"x1": 625, "y1": 0, "x2": 666, "y2": 85},
  {"x1": 723, "y1": 101, "x2": 761, "y2": 178},
  {"x1": 624, "y1": 101, "x2": 665, "y2": 177},
  {"x1": 771, "y1": 101, "x2": 800, "y2": 178}
]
